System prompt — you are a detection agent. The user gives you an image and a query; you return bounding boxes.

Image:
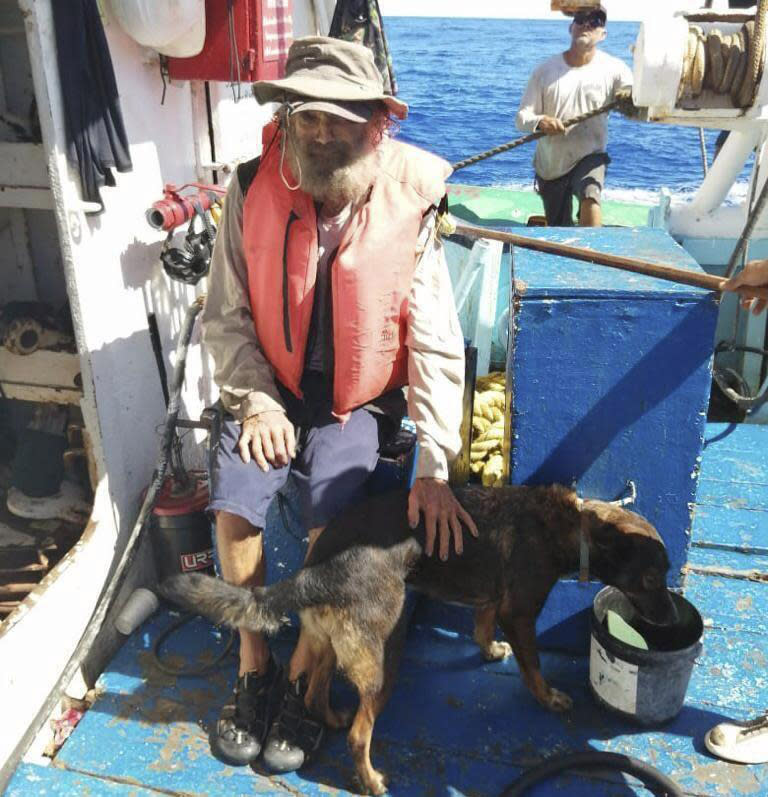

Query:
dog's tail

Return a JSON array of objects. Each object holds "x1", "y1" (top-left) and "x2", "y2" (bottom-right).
[
  {"x1": 160, "y1": 571, "x2": 311, "y2": 634},
  {"x1": 162, "y1": 536, "x2": 422, "y2": 632}
]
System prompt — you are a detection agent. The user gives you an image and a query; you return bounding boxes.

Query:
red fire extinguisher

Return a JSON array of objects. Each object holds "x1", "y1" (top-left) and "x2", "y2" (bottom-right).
[{"x1": 166, "y1": 0, "x2": 293, "y2": 83}]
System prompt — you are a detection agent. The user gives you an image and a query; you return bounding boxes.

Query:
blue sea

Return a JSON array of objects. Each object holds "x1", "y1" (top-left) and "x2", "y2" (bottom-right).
[{"x1": 384, "y1": 17, "x2": 750, "y2": 204}]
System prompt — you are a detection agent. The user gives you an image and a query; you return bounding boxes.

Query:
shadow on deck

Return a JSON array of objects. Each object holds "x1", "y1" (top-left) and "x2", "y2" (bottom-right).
[{"x1": 5, "y1": 422, "x2": 768, "y2": 796}]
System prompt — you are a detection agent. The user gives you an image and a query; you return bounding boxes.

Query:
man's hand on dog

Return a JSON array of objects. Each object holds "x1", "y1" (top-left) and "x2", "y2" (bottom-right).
[
  {"x1": 408, "y1": 478, "x2": 479, "y2": 560},
  {"x1": 238, "y1": 410, "x2": 296, "y2": 471}
]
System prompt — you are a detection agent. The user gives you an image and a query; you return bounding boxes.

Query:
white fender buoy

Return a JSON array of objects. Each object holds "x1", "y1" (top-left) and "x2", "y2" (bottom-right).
[{"x1": 107, "y1": 0, "x2": 206, "y2": 58}]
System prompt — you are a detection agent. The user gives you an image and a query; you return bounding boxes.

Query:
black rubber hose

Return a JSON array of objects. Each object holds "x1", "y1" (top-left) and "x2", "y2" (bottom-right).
[
  {"x1": 499, "y1": 751, "x2": 683, "y2": 797},
  {"x1": 0, "y1": 296, "x2": 205, "y2": 792},
  {"x1": 151, "y1": 613, "x2": 235, "y2": 677}
]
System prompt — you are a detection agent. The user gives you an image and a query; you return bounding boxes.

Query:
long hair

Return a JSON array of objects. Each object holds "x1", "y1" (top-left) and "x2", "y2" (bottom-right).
[{"x1": 368, "y1": 102, "x2": 400, "y2": 146}]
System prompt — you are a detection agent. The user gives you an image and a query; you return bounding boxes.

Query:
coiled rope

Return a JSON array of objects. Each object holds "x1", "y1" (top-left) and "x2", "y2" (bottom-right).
[
  {"x1": 678, "y1": 7, "x2": 767, "y2": 107},
  {"x1": 451, "y1": 93, "x2": 632, "y2": 172},
  {"x1": 470, "y1": 371, "x2": 506, "y2": 486}
]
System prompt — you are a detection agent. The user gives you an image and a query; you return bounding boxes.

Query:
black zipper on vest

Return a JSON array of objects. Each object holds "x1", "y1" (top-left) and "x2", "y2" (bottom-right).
[{"x1": 282, "y1": 211, "x2": 298, "y2": 353}]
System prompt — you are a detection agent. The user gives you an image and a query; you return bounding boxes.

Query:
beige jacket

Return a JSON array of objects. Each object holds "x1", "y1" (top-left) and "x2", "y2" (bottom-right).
[{"x1": 202, "y1": 175, "x2": 465, "y2": 480}]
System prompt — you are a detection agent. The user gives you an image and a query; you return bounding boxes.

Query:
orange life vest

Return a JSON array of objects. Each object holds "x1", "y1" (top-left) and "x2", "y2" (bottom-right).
[{"x1": 242, "y1": 122, "x2": 452, "y2": 418}]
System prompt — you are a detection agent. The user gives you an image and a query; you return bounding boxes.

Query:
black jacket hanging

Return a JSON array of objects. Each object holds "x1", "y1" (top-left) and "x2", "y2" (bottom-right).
[{"x1": 51, "y1": 0, "x2": 132, "y2": 209}]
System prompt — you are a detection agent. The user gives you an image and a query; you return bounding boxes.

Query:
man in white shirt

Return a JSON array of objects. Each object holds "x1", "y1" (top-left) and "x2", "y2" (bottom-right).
[{"x1": 516, "y1": 5, "x2": 632, "y2": 226}]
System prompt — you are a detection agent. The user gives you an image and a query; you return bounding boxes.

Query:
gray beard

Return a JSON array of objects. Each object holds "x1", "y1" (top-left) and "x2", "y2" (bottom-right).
[{"x1": 290, "y1": 138, "x2": 380, "y2": 208}]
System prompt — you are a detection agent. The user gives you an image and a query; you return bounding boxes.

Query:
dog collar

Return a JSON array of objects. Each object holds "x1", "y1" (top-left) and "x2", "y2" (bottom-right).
[
  {"x1": 574, "y1": 495, "x2": 589, "y2": 582},
  {"x1": 579, "y1": 526, "x2": 590, "y2": 583}
]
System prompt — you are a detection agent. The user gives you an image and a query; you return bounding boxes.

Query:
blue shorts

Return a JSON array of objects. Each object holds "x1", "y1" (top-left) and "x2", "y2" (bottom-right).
[{"x1": 208, "y1": 376, "x2": 381, "y2": 530}]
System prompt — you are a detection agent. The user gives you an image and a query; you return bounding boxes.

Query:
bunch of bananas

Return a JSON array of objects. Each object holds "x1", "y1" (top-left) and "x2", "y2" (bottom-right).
[{"x1": 470, "y1": 371, "x2": 506, "y2": 487}]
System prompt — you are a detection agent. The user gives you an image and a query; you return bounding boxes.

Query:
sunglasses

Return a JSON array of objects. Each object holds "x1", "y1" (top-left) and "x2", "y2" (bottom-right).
[{"x1": 573, "y1": 13, "x2": 605, "y2": 29}]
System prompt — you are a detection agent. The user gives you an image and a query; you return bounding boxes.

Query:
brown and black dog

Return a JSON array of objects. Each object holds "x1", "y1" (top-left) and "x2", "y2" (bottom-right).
[{"x1": 162, "y1": 484, "x2": 675, "y2": 795}]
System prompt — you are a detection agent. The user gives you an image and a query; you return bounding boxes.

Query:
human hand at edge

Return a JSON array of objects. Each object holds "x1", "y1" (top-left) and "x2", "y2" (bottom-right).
[
  {"x1": 407, "y1": 477, "x2": 479, "y2": 561},
  {"x1": 238, "y1": 410, "x2": 296, "y2": 471},
  {"x1": 721, "y1": 259, "x2": 768, "y2": 315},
  {"x1": 537, "y1": 116, "x2": 566, "y2": 136}
]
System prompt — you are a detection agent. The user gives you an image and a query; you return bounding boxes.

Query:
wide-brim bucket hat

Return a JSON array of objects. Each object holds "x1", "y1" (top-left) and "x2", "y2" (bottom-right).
[{"x1": 253, "y1": 36, "x2": 408, "y2": 120}]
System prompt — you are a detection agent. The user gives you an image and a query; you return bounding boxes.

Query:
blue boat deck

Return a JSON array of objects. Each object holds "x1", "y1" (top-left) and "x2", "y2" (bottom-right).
[{"x1": 6, "y1": 421, "x2": 768, "y2": 796}]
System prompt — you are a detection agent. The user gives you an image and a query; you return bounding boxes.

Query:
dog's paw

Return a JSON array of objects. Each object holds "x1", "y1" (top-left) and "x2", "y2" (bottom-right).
[
  {"x1": 482, "y1": 640, "x2": 513, "y2": 661},
  {"x1": 545, "y1": 687, "x2": 573, "y2": 712},
  {"x1": 359, "y1": 769, "x2": 388, "y2": 795}
]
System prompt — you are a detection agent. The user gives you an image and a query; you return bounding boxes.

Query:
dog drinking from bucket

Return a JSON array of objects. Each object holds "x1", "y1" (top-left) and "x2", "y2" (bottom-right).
[{"x1": 163, "y1": 484, "x2": 676, "y2": 795}]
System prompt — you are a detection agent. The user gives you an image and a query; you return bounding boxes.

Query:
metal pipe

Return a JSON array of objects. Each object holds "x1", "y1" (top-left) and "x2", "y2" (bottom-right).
[{"x1": 686, "y1": 128, "x2": 761, "y2": 218}]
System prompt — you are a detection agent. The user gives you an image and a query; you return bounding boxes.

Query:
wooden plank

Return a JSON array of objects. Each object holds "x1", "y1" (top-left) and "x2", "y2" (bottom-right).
[
  {"x1": 691, "y1": 504, "x2": 768, "y2": 552},
  {"x1": 0, "y1": 348, "x2": 82, "y2": 404},
  {"x1": 0, "y1": 383, "x2": 80, "y2": 404},
  {"x1": 685, "y1": 572, "x2": 768, "y2": 634},
  {"x1": 0, "y1": 143, "x2": 52, "y2": 209},
  {"x1": 0, "y1": 143, "x2": 49, "y2": 187},
  {"x1": 703, "y1": 423, "x2": 768, "y2": 456},
  {"x1": 452, "y1": 220, "x2": 768, "y2": 298},
  {"x1": 0, "y1": 186, "x2": 53, "y2": 209},
  {"x1": 0, "y1": 349, "x2": 80, "y2": 388},
  {"x1": 697, "y1": 478, "x2": 768, "y2": 510},
  {"x1": 698, "y1": 451, "x2": 768, "y2": 484},
  {"x1": 6, "y1": 763, "x2": 168, "y2": 796},
  {"x1": 687, "y1": 544, "x2": 768, "y2": 572}
]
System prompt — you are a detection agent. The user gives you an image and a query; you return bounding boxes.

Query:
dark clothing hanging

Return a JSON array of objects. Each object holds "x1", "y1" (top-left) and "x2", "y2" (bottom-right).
[
  {"x1": 329, "y1": 0, "x2": 398, "y2": 96},
  {"x1": 51, "y1": 0, "x2": 132, "y2": 208}
]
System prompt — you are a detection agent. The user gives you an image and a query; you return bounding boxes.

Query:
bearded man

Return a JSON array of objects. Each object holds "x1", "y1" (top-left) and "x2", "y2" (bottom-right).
[{"x1": 201, "y1": 36, "x2": 475, "y2": 774}]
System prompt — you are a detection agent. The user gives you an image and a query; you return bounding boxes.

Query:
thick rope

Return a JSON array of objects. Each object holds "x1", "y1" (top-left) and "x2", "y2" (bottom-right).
[
  {"x1": 747, "y1": 0, "x2": 768, "y2": 107},
  {"x1": 724, "y1": 156, "x2": 768, "y2": 280},
  {"x1": 698, "y1": 127, "x2": 709, "y2": 176},
  {"x1": 451, "y1": 96, "x2": 624, "y2": 172},
  {"x1": 679, "y1": 6, "x2": 766, "y2": 107}
]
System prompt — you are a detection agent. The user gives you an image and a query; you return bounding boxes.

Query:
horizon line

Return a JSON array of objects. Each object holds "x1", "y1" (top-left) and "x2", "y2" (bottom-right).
[{"x1": 382, "y1": 14, "x2": 645, "y2": 21}]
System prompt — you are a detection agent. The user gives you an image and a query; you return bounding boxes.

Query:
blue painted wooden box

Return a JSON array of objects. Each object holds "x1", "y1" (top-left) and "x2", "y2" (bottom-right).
[
  {"x1": 505, "y1": 226, "x2": 718, "y2": 648},
  {"x1": 259, "y1": 227, "x2": 717, "y2": 654}
]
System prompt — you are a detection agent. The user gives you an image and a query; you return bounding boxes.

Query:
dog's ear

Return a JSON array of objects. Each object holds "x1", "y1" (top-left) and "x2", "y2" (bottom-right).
[{"x1": 586, "y1": 519, "x2": 633, "y2": 561}]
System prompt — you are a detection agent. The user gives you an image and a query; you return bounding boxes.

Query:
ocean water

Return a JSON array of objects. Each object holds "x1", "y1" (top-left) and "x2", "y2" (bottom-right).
[{"x1": 384, "y1": 17, "x2": 751, "y2": 205}]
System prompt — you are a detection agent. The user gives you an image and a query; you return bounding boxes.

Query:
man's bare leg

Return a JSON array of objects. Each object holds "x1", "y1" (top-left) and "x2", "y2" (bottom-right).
[
  {"x1": 579, "y1": 197, "x2": 602, "y2": 227},
  {"x1": 263, "y1": 525, "x2": 328, "y2": 774},
  {"x1": 215, "y1": 510, "x2": 269, "y2": 675}
]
